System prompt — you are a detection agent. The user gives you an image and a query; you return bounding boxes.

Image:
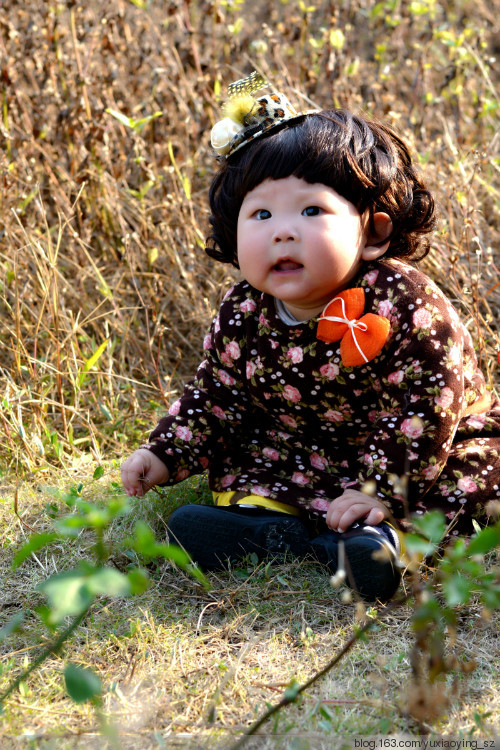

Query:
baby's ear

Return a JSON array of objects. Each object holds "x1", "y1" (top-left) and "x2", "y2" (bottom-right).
[{"x1": 362, "y1": 212, "x2": 393, "y2": 260}]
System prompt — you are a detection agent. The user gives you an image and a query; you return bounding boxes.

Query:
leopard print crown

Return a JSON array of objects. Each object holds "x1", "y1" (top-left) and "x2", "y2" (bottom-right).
[{"x1": 210, "y1": 72, "x2": 316, "y2": 158}]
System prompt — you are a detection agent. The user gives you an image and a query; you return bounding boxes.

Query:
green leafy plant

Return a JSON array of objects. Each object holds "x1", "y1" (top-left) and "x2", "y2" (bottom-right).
[
  {"x1": 0, "y1": 469, "x2": 208, "y2": 717},
  {"x1": 229, "y1": 509, "x2": 500, "y2": 746}
]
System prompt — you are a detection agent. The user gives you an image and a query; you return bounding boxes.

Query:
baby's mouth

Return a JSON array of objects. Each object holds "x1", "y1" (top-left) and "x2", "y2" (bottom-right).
[{"x1": 272, "y1": 258, "x2": 304, "y2": 272}]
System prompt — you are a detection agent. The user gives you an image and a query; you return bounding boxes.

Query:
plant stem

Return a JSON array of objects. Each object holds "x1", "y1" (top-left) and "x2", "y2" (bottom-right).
[
  {"x1": 0, "y1": 609, "x2": 89, "y2": 705},
  {"x1": 230, "y1": 592, "x2": 411, "y2": 749}
]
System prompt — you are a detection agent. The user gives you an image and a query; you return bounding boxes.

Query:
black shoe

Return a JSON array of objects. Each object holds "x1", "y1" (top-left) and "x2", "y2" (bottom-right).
[
  {"x1": 167, "y1": 504, "x2": 311, "y2": 570},
  {"x1": 311, "y1": 522, "x2": 401, "y2": 602}
]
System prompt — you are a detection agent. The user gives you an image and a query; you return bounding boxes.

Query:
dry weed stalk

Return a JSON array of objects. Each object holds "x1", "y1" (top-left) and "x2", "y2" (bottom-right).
[{"x1": 1, "y1": 0, "x2": 499, "y2": 473}]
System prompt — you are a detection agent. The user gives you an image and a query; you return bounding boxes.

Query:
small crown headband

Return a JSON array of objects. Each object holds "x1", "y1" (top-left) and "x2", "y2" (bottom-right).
[{"x1": 210, "y1": 71, "x2": 316, "y2": 158}]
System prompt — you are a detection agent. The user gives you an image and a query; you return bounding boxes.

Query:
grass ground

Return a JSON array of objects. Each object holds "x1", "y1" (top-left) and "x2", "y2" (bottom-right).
[
  {"x1": 1, "y1": 472, "x2": 499, "y2": 747},
  {"x1": 1, "y1": 0, "x2": 500, "y2": 746}
]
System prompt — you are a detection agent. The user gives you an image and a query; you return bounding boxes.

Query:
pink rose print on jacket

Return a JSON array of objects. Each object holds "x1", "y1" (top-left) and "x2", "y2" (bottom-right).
[
  {"x1": 168, "y1": 399, "x2": 181, "y2": 416},
  {"x1": 319, "y1": 363, "x2": 339, "y2": 380},
  {"x1": 283, "y1": 385, "x2": 301, "y2": 403},
  {"x1": 218, "y1": 370, "x2": 236, "y2": 386},
  {"x1": 221, "y1": 474, "x2": 237, "y2": 488},
  {"x1": 413, "y1": 307, "x2": 433, "y2": 329},
  {"x1": 310, "y1": 453, "x2": 329, "y2": 470},
  {"x1": 240, "y1": 298, "x2": 257, "y2": 313},
  {"x1": 466, "y1": 415, "x2": 486, "y2": 430},
  {"x1": 212, "y1": 405, "x2": 227, "y2": 419},
  {"x1": 324, "y1": 409, "x2": 344, "y2": 422},
  {"x1": 387, "y1": 370, "x2": 404, "y2": 384},
  {"x1": 434, "y1": 387, "x2": 454, "y2": 410},
  {"x1": 364, "y1": 270, "x2": 379, "y2": 285},
  {"x1": 253, "y1": 485, "x2": 271, "y2": 497},
  {"x1": 311, "y1": 498, "x2": 330, "y2": 513},
  {"x1": 280, "y1": 414, "x2": 297, "y2": 428},
  {"x1": 457, "y1": 476, "x2": 478, "y2": 493},
  {"x1": 400, "y1": 417, "x2": 424, "y2": 439},
  {"x1": 225, "y1": 341, "x2": 241, "y2": 360},
  {"x1": 263, "y1": 447, "x2": 280, "y2": 461},
  {"x1": 176, "y1": 426, "x2": 193, "y2": 441},
  {"x1": 287, "y1": 347, "x2": 304, "y2": 364},
  {"x1": 422, "y1": 464, "x2": 440, "y2": 480},
  {"x1": 292, "y1": 471, "x2": 310, "y2": 486},
  {"x1": 378, "y1": 299, "x2": 394, "y2": 318}
]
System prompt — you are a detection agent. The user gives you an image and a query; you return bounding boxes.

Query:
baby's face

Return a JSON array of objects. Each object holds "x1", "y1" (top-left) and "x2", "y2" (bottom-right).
[{"x1": 236, "y1": 176, "x2": 387, "y2": 321}]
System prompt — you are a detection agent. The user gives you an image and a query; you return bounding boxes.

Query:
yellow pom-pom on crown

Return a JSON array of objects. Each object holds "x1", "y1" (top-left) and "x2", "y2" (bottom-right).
[{"x1": 223, "y1": 93, "x2": 258, "y2": 126}]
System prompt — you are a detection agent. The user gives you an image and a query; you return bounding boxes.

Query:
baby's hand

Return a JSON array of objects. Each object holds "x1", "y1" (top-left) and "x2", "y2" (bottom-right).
[
  {"x1": 121, "y1": 449, "x2": 169, "y2": 497},
  {"x1": 325, "y1": 489, "x2": 389, "y2": 533}
]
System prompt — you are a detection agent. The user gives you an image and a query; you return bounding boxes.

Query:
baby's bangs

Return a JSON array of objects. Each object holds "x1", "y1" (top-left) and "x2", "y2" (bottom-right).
[{"x1": 227, "y1": 116, "x2": 347, "y2": 196}]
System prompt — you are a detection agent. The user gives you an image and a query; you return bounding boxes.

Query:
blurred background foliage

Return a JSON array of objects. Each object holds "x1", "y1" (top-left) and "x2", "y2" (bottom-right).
[{"x1": 0, "y1": 0, "x2": 499, "y2": 474}]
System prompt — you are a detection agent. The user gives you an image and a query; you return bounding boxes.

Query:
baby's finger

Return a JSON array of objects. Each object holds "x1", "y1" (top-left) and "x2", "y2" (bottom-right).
[
  {"x1": 365, "y1": 507, "x2": 386, "y2": 527},
  {"x1": 121, "y1": 459, "x2": 147, "y2": 496},
  {"x1": 336, "y1": 505, "x2": 365, "y2": 532}
]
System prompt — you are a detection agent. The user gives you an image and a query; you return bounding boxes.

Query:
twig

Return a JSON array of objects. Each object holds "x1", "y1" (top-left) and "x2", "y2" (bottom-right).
[
  {"x1": 229, "y1": 591, "x2": 412, "y2": 750},
  {"x1": 0, "y1": 608, "x2": 89, "y2": 705}
]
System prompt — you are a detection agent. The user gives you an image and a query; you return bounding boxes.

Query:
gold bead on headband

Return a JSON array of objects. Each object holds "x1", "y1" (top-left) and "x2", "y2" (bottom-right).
[{"x1": 211, "y1": 71, "x2": 315, "y2": 158}]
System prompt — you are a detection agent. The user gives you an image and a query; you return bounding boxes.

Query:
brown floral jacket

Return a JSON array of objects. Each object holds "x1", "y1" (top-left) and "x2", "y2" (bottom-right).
[{"x1": 147, "y1": 258, "x2": 500, "y2": 529}]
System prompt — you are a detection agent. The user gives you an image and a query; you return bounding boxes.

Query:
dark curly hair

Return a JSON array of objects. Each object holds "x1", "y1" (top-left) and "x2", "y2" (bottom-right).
[{"x1": 206, "y1": 109, "x2": 435, "y2": 267}]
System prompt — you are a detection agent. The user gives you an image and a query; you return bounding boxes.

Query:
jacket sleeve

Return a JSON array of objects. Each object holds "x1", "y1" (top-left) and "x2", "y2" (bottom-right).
[
  {"x1": 350, "y1": 280, "x2": 486, "y2": 519},
  {"x1": 145, "y1": 287, "x2": 251, "y2": 484}
]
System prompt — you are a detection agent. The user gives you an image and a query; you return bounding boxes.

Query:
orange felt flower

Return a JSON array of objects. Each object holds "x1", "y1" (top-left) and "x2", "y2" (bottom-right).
[{"x1": 317, "y1": 288, "x2": 390, "y2": 367}]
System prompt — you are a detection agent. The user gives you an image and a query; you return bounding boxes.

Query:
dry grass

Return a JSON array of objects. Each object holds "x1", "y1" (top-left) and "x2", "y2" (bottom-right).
[{"x1": 1, "y1": 0, "x2": 500, "y2": 746}]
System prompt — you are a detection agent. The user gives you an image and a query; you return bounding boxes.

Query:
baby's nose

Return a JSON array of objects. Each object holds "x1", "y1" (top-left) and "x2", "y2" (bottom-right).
[{"x1": 272, "y1": 224, "x2": 298, "y2": 243}]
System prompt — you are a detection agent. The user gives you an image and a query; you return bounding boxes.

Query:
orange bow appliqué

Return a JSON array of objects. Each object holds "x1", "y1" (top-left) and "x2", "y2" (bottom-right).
[{"x1": 317, "y1": 288, "x2": 390, "y2": 367}]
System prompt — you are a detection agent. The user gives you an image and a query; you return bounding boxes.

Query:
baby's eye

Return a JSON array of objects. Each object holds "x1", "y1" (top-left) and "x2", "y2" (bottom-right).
[
  {"x1": 255, "y1": 209, "x2": 271, "y2": 220},
  {"x1": 302, "y1": 205, "x2": 322, "y2": 216}
]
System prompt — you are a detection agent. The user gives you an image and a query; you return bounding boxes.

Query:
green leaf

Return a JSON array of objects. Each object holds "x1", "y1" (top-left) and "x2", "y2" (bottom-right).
[
  {"x1": 443, "y1": 574, "x2": 473, "y2": 606},
  {"x1": 284, "y1": 678, "x2": 300, "y2": 702},
  {"x1": 466, "y1": 525, "x2": 500, "y2": 556},
  {"x1": 106, "y1": 108, "x2": 133, "y2": 129},
  {"x1": 77, "y1": 339, "x2": 109, "y2": 387},
  {"x1": 12, "y1": 533, "x2": 59, "y2": 570},
  {"x1": 64, "y1": 663, "x2": 102, "y2": 703},
  {"x1": 132, "y1": 111, "x2": 162, "y2": 133},
  {"x1": 481, "y1": 585, "x2": 500, "y2": 610},
  {"x1": 329, "y1": 28, "x2": 345, "y2": 50},
  {"x1": 412, "y1": 510, "x2": 446, "y2": 543},
  {"x1": 130, "y1": 521, "x2": 209, "y2": 589},
  {"x1": 127, "y1": 568, "x2": 150, "y2": 595},
  {"x1": 54, "y1": 516, "x2": 89, "y2": 534},
  {"x1": 38, "y1": 570, "x2": 93, "y2": 623},
  {"x1": 86, "y1": 567, "x2": 131, "y2": 597},
  {"x1": 0, "y1": 611, "x2": 25, "y2": 641},
  {"x1": 93, "y1": 466, "x2": 105, "y2": 480},
  {"x1": 131, "y1": 521, "x2": 156, "y2": 555},
  {"x1": 412, "y1": 594, "x2": 441, "y2": 631},
  {"x1": 404, "y1": 533, "x2": 436, "y2": 557}
]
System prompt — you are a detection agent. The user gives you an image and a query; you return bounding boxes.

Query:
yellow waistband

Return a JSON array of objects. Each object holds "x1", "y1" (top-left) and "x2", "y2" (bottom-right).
[{"x1": 214, "y1": 491, "x2": 301, "y2": 517}]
